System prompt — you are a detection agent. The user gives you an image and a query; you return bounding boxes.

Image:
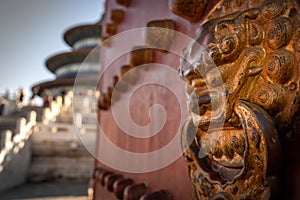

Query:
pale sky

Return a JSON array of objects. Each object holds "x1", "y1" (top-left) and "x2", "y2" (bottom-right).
[{"x1": 0, "y1": 0, "x2": 104, "y2": 98}]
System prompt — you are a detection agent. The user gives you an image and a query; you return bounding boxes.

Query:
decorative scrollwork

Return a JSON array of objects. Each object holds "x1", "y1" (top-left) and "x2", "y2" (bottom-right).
[{"x1": 176, "y1": 0, "x2": 300, "y2": 199}]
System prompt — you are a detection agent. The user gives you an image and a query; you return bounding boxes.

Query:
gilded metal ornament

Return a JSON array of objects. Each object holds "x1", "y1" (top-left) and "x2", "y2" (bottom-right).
[{"x1": 178, "y1": 0, "x2": 300, "y2": 199}]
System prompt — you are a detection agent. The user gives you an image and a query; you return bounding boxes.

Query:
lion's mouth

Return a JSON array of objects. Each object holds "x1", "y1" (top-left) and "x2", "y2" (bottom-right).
[
  {"x1": 213, "y1": 154, "x2": 244, "y2": 168},
  {"x1": 200, "y1": 153, "x2": 244, "y2": 185},
  {"x1": 211, "y1": 154, "x2": 244, "y2": 182},
  {"x1": 189, "y1": 92, "x2": 211, "y2": 115},
  {"x1": 194, "y1": 127, "x2": 246, "y2": 185}
]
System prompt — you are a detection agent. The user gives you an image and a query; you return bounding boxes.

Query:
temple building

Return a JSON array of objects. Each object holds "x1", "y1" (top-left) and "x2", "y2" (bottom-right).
[
  {"x1": 0, "y1": 9, "x2": 103, "y2": 194},
  {"x1": 27, "y1": 18, "x2": 102, "y2": 182},
  {"x1": 32, "y1": 22, "x2": 101, "y2": 107}
]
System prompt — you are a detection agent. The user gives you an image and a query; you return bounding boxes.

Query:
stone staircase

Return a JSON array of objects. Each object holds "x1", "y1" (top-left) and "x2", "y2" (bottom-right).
[
  {"x1": 27, "y1": 94, "x2": 96, "y2": 182},
  {"x1": 0, "y1": 108, "x2": 37, "y2": 192},
  {"x1": 28, "y1": 122, "x2": 95, "y2": 182},
  {"x1": 0, "y1": 93, "x2": 96, "y2": 195}
]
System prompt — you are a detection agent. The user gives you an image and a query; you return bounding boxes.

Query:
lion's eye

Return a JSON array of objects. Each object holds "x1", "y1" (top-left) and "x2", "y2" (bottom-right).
[
  {"x1": 208, "y1": 45, "x2": 221, "y2": 64},
  {"x1": 220, "y1": 37, "x2": 236, "y2": 54}
]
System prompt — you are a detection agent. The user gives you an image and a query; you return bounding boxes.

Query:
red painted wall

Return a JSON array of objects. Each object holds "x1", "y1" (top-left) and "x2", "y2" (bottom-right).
[{"x1": 94, "y1": 0, "x2": 200, "y2": 199}]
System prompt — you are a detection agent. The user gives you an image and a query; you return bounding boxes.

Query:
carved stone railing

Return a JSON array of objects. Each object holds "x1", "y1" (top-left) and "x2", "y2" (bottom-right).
[
  {"x1": 42, "y1": 95, "x2": 72, "y2": 124},
  {"x1": 0, "y1": 111, "x2": 36, "y2": 191},
  {"x1": 0, "y1": 112, "x2": 36, "y2": 165}
]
